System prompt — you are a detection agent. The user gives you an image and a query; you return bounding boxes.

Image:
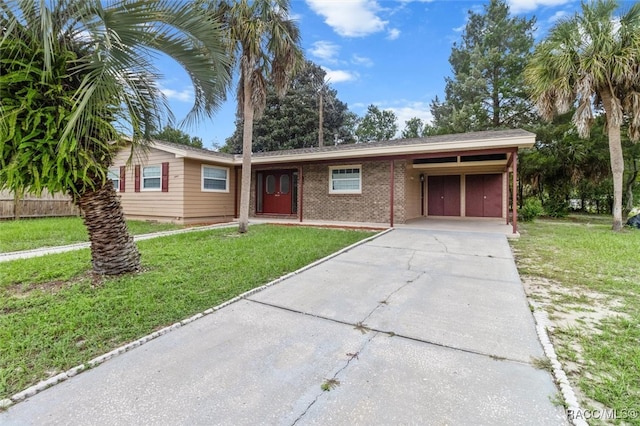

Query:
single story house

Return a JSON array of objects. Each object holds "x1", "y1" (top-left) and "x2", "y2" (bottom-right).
[{"x1": 110, "y1": 129, "x2": 535, "y2": 233}]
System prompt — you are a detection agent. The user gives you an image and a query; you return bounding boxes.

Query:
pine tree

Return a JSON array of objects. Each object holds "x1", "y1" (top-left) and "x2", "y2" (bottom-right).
[{"x1": 430, "y1": 0, "x2": 537, "y2": 134}]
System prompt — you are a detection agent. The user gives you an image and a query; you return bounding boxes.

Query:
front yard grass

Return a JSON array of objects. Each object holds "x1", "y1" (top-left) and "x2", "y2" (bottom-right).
[
  {"x1": 510, "y1": 215, "x2": 640, "y2": 424},
  {"x1": 0, "y1": 216, "x2": 182, "y2": 253},
  {"x1": 0, "y1": 224, "x2": 377, "y2": 401}
]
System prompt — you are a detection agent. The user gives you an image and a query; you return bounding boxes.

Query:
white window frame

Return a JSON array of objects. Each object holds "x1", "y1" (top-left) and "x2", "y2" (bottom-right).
[
  {"x1": 142, "y1": 165, "x2": 162, "y2": 191},
  {"x1": 201, "y1": 165, "x2": 229, "y2": 193},
  {"x1": 329, "y1": 165, "x2": 362, "y2": 194},
  {"x1": 108, "y1": 167, "x2": 120, "y2": 192}
]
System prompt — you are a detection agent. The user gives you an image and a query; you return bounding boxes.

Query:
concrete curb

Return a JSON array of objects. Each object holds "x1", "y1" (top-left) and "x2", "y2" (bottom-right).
[
  {"x1": 1, "y1": 227, "x2": 391, "y2": 410},
  {"x1": 531, "y1": 301, "x2": 587, "y2": 426}
]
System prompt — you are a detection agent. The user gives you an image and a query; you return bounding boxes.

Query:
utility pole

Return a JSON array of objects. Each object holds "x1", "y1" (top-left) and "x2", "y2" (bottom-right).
[{"x1": 318, "y1": 89, "x2": 324, "y2": 147}]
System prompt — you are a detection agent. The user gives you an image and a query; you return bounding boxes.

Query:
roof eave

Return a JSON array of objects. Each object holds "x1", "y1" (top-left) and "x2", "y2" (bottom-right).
[{"x1": 249, "y1": 135, "x2": 535, "y2": 165}]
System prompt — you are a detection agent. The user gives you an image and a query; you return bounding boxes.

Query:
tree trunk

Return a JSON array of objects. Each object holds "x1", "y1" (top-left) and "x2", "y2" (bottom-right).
[
  {"x1": 492, "y1": 67, "x2": 500, "y2": 128},
  {"x1": 238, "y1": 74, "x2": 255, "y2": 234},
  {"x1": 75, "y1": 182, "x2": 141, "y2": 275},
  {"x1": 601, "y1": 91, "x2": 625, "y2": 231}
]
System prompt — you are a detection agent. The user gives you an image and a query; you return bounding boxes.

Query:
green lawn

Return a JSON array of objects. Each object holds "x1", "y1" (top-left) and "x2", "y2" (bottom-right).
[
  {"x1": 0, "y1": 224, "x2": 376, "y2": 400},
  {"x1": 0, "y1": 217, "x2": 182, "y2": 253},
  {"x1": 510, "y1": 215, "x2": 640, "y2": 423}
]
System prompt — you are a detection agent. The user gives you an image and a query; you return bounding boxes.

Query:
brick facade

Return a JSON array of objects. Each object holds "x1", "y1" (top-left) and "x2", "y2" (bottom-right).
[{"x1": 300, "y1": 160, "x2": 406, "y2": 224}]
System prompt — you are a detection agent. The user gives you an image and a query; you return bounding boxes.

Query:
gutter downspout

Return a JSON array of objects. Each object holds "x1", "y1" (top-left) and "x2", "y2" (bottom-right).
[{"x1": 299, "y1": 166, "x2": 304, "y2": 223}]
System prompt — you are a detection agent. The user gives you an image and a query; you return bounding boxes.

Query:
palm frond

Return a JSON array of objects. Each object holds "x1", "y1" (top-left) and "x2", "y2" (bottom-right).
[{"x1": 1, "y1": 0, "x2": 231, "y2": 196}]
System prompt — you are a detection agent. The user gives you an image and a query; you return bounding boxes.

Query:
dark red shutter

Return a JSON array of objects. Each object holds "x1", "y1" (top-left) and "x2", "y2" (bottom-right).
[
  {"x1": 134, "y1": 165, "x2": 140, "y2": 192},
  {"x1": 119, "y1": 166, "x2": 126, "y2": 192},
  {"x1": 161, "y1": 162, "x2": 169, "y2": 192}
]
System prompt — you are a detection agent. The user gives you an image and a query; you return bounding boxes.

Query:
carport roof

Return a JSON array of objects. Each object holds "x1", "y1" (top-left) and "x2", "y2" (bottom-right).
[{"x1": 146, "y1": 128, "x2": 535, "y2": 165}]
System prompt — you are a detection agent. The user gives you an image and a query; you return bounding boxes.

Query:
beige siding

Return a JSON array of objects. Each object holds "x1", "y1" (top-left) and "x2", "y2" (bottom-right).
[
  {"x1": 502, "y1": 172, "x2": 509, "y2": 219},
  {"x1": 112, "y1": 147, "x2": 184, "y2": 222},
  {"x1": 404, "y1": 168, "x2": 423, "y2": 221},
  {"x1": 182, "y1": 159, "x2": 236, "y2": 222}
]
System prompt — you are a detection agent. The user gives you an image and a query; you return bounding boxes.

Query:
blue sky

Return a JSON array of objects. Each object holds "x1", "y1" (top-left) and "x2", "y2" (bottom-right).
[{"x1": 157, "y1": 0, "x2": 627, "y2": 149}]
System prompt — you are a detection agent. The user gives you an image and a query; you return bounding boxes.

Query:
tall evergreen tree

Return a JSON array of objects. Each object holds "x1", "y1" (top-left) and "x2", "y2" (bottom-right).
[
  {"x1": 355, "y1": 105, "x2": 398, "y2": 142},
  {"x1": 430, "y1": 0, "x2": 537, "y2": 134},
  {"x1": 401, "y1": 117, "x2": 426, "y2": 139},
  {"x1": 221, "y1": 61, "x2": 355, "y2": 153},
  {"x1": 153, "y1": 126, "x2": 204, "y2": 148}
]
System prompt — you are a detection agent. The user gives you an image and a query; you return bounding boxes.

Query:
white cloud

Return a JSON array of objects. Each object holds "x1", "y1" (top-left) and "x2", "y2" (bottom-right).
[
  {"x1": 310, "y1": 40, "x2": 340, "y2": 62},
  {"x1": 387, "y1": 28, "x2": 401, "y2": 40},
  {"x1": 305, "y1": 0, "x2": 388, "y2": 37},
  {"x1": 548, "y1": 10, "x2": 569, "y2": 23},
  {"x1": 389, "y1": 102, "x2": 434, "y2": 130},
  {"x1": 352, "y1": 54, "x2": 373, "y2": 67},
  {"x1": 507, "y1": 0, "x2": 573, "y2": 14},
  {"x1": 322, "y1": 67, "x2": 359, "y2": 83},
  {"x1": 160, "y1": 86, "x2": 193, "y2": 103}
]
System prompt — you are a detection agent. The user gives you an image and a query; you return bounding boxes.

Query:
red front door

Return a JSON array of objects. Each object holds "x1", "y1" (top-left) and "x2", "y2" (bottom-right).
[{"x1": 262, "y1": 171, "x2": 293, "y2": 214}]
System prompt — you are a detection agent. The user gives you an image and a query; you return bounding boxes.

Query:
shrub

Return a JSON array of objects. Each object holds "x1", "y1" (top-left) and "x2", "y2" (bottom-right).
[
  {"x1": 520, "y1": 198, "x2": 544, "y2": 222},
  {"x1": 544, "y1": 197, "x2": 569, "y2": 218}
]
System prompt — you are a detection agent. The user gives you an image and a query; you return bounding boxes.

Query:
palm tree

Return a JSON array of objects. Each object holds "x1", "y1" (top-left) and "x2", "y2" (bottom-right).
[
  {"x1": 525, "y1": 0, "x2": 640, "y2": 231},
  {"x1": 218, "y1": 0, "x2": 302, "y2": 233},
  {"x1": 0, "y1": 0, "x2": 231, "y2": 274}
]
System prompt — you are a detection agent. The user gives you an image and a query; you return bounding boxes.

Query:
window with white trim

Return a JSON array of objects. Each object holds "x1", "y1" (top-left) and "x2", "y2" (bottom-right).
[
  {"x1": 202, "y1": 165, "x2": 229, "y2": 192},
  {"x1": 329, "y1": 165, "x2": 361, "y2": 194},
  {"x1": 142, "y1": 165, "x2": 161, "y2": 190},
  {"x1": 108, "y1": 168, "x2": 120, "y2": 192}
]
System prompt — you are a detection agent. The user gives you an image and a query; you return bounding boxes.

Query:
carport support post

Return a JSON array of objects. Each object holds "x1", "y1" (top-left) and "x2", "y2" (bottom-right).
[
  {"x1": 390, "y1": 160, "x2": 395, "y2": 227},
  {"x1": 299, "y1": 165, "x2": 304, "y2": 223},
  {"x1": 512, "y1": 150, "x2": 518, "y2": 234}
]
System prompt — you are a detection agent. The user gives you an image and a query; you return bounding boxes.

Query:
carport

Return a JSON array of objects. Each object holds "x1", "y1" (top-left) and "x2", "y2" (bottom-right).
[{"x1": 245, "y1": 129, "x2": 533, "y2": 235}]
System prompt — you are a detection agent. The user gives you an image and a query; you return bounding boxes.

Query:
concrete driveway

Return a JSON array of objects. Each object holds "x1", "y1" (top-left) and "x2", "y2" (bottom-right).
[{"x1": 1, "y1": 228, "x2": 567, "y2": 425}]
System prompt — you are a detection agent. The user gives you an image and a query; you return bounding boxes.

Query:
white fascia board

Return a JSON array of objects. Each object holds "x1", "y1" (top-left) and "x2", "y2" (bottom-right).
[
  {"x1": 149, "y1": 143, "x2": 236, "y2": 165},
  {"x1": 249, "y1": 135, "x2": 535, "y2": 165}
]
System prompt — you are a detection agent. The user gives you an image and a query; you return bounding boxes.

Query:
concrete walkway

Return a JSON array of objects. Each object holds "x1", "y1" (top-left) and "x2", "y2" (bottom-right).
[{"x1": 0, "y1": 228, "x2": 567, "y2": 425}]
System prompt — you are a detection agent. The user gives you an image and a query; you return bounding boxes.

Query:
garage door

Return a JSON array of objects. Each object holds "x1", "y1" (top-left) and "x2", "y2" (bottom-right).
[
  {"x1": 465, "y1": 174, "x2": 502, "y2": 217},
  {"x1": 428, "y1": 175, "x2": 460, "y2": 216}
]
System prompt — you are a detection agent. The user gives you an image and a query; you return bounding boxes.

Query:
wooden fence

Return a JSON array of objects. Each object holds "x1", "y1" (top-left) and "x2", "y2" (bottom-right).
[{"x1": 0, "y1": 190, "x2": 80, "y2": 220}]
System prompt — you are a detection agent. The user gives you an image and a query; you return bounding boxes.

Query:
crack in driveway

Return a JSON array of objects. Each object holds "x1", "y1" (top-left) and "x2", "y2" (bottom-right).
[{"x1": 291, "y1": 331, "x2": 378, "y2": 425}]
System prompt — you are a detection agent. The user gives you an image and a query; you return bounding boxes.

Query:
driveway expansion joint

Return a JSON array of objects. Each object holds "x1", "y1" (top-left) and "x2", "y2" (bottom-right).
[{"x1": 246, "y1": 298, "x2": 534, "y2": 367}]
